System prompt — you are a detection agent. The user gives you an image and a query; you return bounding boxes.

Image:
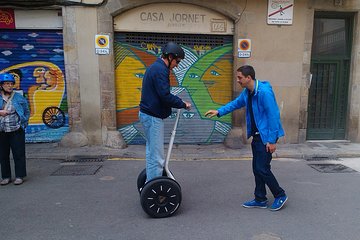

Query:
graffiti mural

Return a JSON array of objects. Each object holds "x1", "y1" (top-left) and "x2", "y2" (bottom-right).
[
  {"x1": 0, "y1": 30, "x2": 68, "y2": 143},
  {"x1": 114, "y1": 34, "x2": 233, "y2": 144}
]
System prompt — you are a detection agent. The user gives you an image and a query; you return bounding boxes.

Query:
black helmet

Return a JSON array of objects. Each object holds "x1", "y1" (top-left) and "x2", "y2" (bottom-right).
[{"x1": 162, "y1": 42, "x2": 185, "y2": 59}]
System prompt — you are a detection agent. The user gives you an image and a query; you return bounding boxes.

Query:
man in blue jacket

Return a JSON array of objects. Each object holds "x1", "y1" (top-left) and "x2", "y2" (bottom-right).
[
  {"x1": 139, "y1": 42, "x2": 191, "y2": 182},
  {"x1": 205, "y1": 65, "x2": 287, "y2": 211}
]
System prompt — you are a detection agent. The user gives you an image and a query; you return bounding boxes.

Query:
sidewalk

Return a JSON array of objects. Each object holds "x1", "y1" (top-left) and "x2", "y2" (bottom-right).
[{"x1": 26, "y1": 141, "x2": 360, "y2": 161}]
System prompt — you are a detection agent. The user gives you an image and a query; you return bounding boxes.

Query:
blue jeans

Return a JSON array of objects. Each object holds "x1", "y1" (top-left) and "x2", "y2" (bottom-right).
[
  {"x1": 251, "y1": 135, "x2": 285, "y2": 202},
  {"x1": 0, "y1": 128, "x2": 27, "y2": 179},
  {"x1": 139, "y1": 111, "x2": 165, "y2": 182}
]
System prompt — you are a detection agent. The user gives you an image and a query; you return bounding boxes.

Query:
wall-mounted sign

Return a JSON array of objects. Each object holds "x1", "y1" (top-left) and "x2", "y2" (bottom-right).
[
  {"x1": 114, "y1": 3, "x2": 233, "y2": 35},
  {"x1": 267, "y1": 0, "x2": 294, "y2": 25},
  {"x1": 0, "y1": 9, "x2": 15, "y2": 29},
  {"x1": 14, "y1": 10, "x2": 62, "y2": 29},
  {"x1": 238, "y1": 39, "x2": 251, "y2": 58},
  {"x1": 95, "y1": 34, "x2": 110, "y2": 55},
  {"x1": 0, "y1": 9, "x2": 62, "y2": 29}
]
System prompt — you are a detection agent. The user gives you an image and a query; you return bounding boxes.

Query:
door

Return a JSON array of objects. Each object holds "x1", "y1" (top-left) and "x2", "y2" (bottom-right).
[
  {"x1": 114, "y1": 32, "x2": 233, "y2": 144},
  {"x1": 0, "y1": 29, "x2": 68, "y2": 143},
  {"x1": 307, "y1": 12, "x2": 352, "y2": 140}
]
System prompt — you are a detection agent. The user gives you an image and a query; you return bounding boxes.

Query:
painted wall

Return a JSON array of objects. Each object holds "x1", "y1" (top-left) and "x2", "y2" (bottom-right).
[
  {"x1": 0, "y1": 26, "x2": 68, "y2": 143},
  {"x1": 113, "y1": 36, "x2": 233, "y2": 144}
]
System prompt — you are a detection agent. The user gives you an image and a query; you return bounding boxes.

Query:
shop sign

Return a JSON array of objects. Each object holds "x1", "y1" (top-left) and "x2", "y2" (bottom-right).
[
  {"x1": 114, "y1": 3, "x2": 233, "y2": 35},
  {"x1": 0, "y1": 8, "x2": 15, "y2": 29}
]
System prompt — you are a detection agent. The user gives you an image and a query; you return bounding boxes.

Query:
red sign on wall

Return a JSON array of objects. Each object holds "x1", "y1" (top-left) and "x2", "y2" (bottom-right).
[{"x1": 0, "y1": 9, "x2": 15, "y2": 29}]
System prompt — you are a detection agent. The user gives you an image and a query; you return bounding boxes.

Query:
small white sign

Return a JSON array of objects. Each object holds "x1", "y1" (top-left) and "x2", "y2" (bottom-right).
[
  {"x1": 238, "y1": 52, "x2": 251, "y2": 58},
  {"x1": 95, "y1": 34, "x2": 110, "y2": 55},
  {"x1": 95, "y1": 48, "x2": 110, "y2": 55},
  {"x1": 238, "y1": 39, "x2": 251, "y2": 58},
  {"x1": 267, "y1": 0, "x2": 294, "y2": 25}
]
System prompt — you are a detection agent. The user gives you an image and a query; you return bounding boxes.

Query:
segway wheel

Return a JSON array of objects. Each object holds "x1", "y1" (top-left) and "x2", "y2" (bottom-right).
[
  {"x1": 137, "y1": 169, "x2": 173, "y2": 193},
  {"x1": 140, "y1": 177, "x2": 182, "y2": 218},
  {"x1": 137, "y1": 169, "x2": 147, "y2": 193}
]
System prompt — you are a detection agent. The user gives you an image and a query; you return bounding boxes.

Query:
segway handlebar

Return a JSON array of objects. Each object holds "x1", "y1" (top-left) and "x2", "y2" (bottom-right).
[{"x1": 164, "y1": 108, "x2": 181, "y2": 180}]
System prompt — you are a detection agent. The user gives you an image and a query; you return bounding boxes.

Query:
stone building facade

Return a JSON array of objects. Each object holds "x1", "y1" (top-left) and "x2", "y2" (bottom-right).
[{"x1": 1, "y1": 0, "x2": 360, "y2": 148}]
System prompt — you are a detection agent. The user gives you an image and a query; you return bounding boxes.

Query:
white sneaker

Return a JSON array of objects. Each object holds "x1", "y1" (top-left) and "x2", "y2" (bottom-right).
[
  {"x1": 0, "y1": 178, "x2": 11, "y2": 185},
  {"x1": 14, "y1": 178, "x2": 24, "y2": 185}
]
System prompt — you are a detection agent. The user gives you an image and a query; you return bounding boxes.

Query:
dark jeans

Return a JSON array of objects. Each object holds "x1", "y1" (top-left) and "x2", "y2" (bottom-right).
[
  {"x1": 251, "y1": 135, "x2": 285, "y2": 202},
  {"x1": 0, "y1": 128, "x2": 27, "y2": 179}
]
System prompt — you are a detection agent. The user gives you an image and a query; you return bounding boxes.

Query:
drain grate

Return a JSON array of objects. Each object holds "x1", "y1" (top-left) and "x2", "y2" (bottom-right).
[
  {"x1": 305, "y1": 156, "x2": 338, "y2": 161},
  {"x1": 308, "y1": 164, "x2": 357, "y2": 173},
  {"x1": 51, "y1": 165, "x2": 102, "y2": 176},
  {"x1": 63, "y1": 156, "x2": 104, "y2": 163}
]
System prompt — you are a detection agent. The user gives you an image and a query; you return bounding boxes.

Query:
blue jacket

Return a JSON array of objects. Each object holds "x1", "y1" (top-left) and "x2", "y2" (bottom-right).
[
  {"x1": 217, "y1": 80, "x2": 284, "y2": 144},
  {"x1": 140, "y1": 58, "x2": 185, "y2": 119},
  {"x1": 1, "y1": 92, "x2": 30, "y2": 130}
]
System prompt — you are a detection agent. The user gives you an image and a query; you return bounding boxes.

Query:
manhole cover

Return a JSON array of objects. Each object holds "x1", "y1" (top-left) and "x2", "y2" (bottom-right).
[
  {"x1": 51, "y1": 165, "x2": 102, "y2": 176},
  {"x1": 308, "y1": 164, "x2": 357, "y2": 173}
]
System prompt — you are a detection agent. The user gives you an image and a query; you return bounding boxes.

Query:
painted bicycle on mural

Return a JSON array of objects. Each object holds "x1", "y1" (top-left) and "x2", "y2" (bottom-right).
[{"x1": 1, "y1": 61, "x2": 66, "y2": 129}]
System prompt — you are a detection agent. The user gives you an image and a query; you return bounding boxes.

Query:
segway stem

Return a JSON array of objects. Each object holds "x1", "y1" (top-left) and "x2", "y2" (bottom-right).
[{"x1": 164, "y1": 108, "x2": 181, "y2": 180}]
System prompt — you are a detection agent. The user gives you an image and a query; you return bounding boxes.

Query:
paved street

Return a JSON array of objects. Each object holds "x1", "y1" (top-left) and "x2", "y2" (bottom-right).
[{"x1": 1, "y1": 156, "x2": 360, "y2": 240}]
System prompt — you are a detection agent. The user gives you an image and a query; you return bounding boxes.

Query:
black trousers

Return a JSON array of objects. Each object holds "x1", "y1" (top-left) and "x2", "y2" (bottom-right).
[{"x1": 0, "y1": 128, "x2": 27, "y2": 179}]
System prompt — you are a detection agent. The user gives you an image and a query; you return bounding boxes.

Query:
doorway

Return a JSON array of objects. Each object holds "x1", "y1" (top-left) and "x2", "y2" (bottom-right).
[{"x1": 307, "y1": 12, "x2": 353, "y2": 140}]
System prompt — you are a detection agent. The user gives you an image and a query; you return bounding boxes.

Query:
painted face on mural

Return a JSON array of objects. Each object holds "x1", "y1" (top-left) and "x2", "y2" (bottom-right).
[{"x1": 202, "y1": 58, "x2": 232, "y2": 105}]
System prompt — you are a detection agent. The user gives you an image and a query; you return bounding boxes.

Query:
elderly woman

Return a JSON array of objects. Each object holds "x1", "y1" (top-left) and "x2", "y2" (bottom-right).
[{"x1": 0, "y1": 73, "x2": 30, "y2": 185}]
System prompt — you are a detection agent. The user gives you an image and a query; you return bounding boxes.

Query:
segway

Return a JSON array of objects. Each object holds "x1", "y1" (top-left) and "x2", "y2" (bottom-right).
[{"x1": 137, "y1": 109, "x2": 182, "y2": 218}]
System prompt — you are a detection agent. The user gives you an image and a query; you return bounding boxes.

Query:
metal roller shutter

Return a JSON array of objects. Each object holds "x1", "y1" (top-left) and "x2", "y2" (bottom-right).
[
  {"x1": 114, "y1": 32, "x2": 233, "y2": 144},
  {"x1": 0, "y1": 29, "x2": 68, "y2": 143}
]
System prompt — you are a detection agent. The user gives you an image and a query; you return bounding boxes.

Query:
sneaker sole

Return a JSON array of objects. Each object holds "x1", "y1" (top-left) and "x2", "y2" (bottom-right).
[
  {"x1": 270, "y1": 197, "x2": 288, "y2": 211},
  {"x1": 242, "y1": 204, "x2": 268, "y2": 209}
]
